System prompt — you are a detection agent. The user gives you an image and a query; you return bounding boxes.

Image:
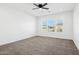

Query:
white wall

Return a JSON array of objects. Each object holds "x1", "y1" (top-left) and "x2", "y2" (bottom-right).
[
  {"x1": 36, "y1": 11, "x2": 73, "y2": 39},
  {"x1": 73, "y1": 4, "x2": 79, "y2": 49},
  {"x1": 0, "y1": 4, "x2": 74, "y2": 46},
  {"x1": 0, "y1": 5, "x2": 36, "y2": 45}
]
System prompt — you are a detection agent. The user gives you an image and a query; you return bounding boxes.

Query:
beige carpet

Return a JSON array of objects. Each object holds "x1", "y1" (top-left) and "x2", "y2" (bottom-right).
[{"x1": 0, "y1": 36, "x2": 79, "y2": 55}]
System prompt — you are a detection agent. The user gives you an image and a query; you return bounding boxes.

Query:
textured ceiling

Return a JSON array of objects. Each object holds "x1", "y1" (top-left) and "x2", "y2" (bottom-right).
[{"x1": 0, "y1": 3, "x2": 76, "y2": 16}]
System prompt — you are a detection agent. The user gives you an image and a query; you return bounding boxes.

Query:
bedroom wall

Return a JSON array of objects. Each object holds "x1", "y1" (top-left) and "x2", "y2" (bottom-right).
[
  {"x1": 73, "y1": 4, "x2": 79, "y2": 49},
  {"x1": 36, "y1": 11, "x2": 73, "y2": 39},
  {"x1": 0, "y1": 5, "x2": 36, "y2": 45}
]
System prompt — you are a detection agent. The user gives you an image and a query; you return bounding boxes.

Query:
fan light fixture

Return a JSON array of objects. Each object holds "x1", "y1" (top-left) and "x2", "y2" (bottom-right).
[{"x1": 32, "y1": 3, "x2": 49, "y2": 10}]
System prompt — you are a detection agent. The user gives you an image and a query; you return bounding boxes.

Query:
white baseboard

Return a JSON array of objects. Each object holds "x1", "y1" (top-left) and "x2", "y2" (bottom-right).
[
  {"x1": 36, "y1": 35, "x2": 72, "y2": 40},
  {"x1": 0, "y1": 34, "x2": 36, "y2": 46},
  {"x1": 73, "y1": 39, "x2": 79, "y2": 50}
]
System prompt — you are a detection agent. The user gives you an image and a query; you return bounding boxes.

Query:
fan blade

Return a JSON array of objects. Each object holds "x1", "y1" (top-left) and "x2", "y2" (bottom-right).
[
  {"x1": 32, "y1": 8, "x2": 39, "y2": 10},
  {"x1": 33, "y1": 3, "x2": 38, "y2": 7},
  {"x1": 42, "y1": 3, "x2": 47, "y2": 6},
  {"x1": 42, "y1": 7, "x2": 49, "y2": 10}
]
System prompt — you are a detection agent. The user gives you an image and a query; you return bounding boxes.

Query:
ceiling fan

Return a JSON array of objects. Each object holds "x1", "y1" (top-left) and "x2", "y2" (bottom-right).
[{"x1": 32, "y1": 3, "x2": 49, "y2": 10}]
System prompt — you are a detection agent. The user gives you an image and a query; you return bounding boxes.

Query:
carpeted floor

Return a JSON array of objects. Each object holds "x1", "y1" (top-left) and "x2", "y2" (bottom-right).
[{"x1": 0, "y1": 36, "x2": 79, "y2": 55}]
